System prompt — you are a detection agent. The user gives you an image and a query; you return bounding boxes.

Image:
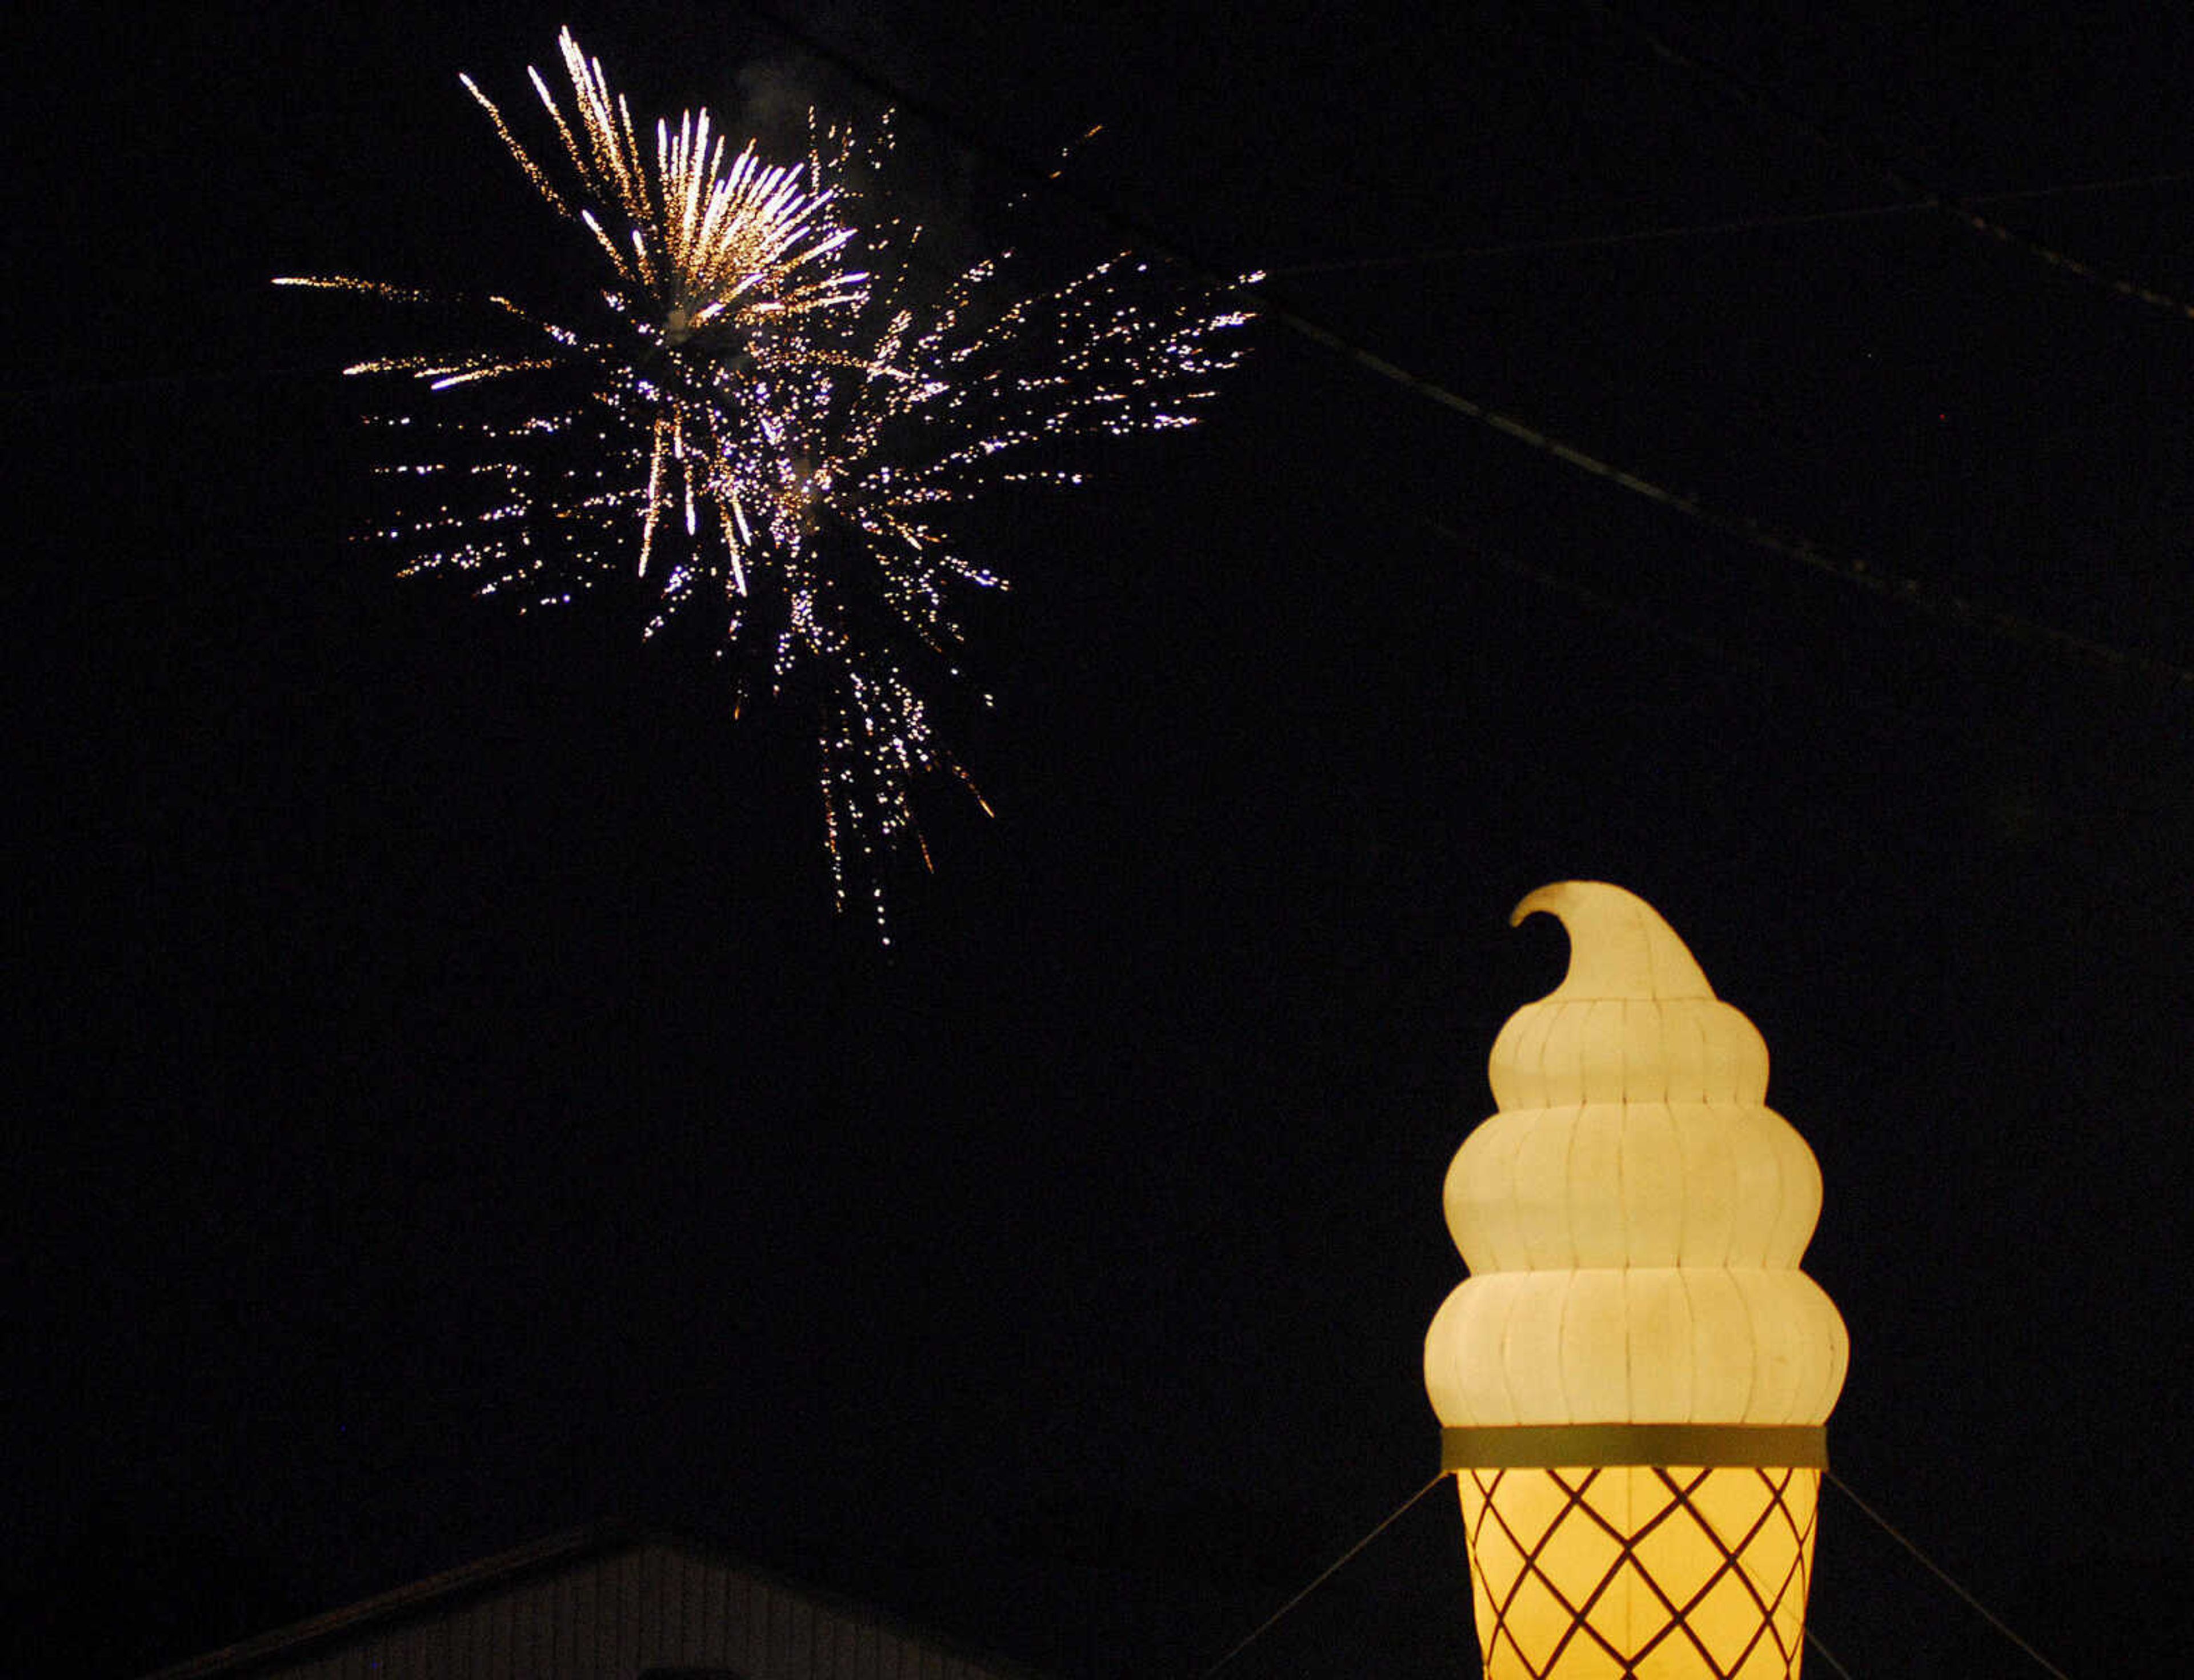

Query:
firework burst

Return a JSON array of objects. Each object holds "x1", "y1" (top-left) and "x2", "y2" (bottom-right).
[{"x1": 280, "y1": 29, "x2": 1251, "y2": 936}]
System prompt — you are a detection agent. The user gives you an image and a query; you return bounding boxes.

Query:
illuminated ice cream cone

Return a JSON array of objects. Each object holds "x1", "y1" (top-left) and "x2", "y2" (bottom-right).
[{"x1": 1424, "y1": 882, "x2": 1848, "y2": 1679}]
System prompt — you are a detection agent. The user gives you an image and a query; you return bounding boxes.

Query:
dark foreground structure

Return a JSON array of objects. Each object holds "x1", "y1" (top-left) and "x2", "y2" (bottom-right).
[{"x1": 142, "y1": 1529, "x2": 1038, "y2": 1680}]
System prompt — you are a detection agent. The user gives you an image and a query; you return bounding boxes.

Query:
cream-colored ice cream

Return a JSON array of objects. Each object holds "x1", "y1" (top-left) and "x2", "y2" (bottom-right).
[
  {"x1": 1426, "y1": 881, "x2": 1847, "y2": 1434},
  {"x1": 1426, "y1": 883, "x2": 1850, "y2": 1679}
]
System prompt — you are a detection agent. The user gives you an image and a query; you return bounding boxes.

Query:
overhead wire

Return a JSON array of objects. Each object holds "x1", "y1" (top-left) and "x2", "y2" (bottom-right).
[
  {"x1": 1594, "y1": 1, "x2": 2194, "y2": 323},
  {"x1": 1187, "y1": 1464, "x2": 2079, "y2": 1679},
  {"x1": 727, "y1": 0, "x2": 2194, "y2": 697},
  {"x1": 1288, "y1": 303, "x2": 2192, "y2": 692},
  {"x1": 1197, "y1": 1473, "x2": 1447, "y2": 1680},
  {"x1": 1827, "y1": 1471, "x2": 2076, "y2": 1680},
  {"x1": 1270, "y1": 167, "x2": 2194, "y2": 275},
  {"x1": 1418, "y1": 518, "x2": 1992, "y2": 738},
  {"x1": 43, "y1": 8, "x2": 2175, "y2": 698},
  {"x1": 1803, "y1": 1627, "x2": 1857, "y2": 1679},
  {"x1": 1428, "y1": 516, "x2": 1804, "y2": 688}
]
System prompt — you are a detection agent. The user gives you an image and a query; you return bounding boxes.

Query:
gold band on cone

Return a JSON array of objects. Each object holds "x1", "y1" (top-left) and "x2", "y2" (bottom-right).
[{"x1": 1442, "y1": 1424, "x2": 1827, "y2": 1471}]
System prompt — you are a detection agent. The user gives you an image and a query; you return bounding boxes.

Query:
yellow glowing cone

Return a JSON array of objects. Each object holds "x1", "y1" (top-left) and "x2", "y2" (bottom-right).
[{"x1": 1424, "y1": 883, "x2": 1848, "y2": 1679}]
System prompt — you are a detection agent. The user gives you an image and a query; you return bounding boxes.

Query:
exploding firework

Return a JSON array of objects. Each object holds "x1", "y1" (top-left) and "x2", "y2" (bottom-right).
[{"x1": 280, "y1": 29, "x2": 1251, "y2": 935}]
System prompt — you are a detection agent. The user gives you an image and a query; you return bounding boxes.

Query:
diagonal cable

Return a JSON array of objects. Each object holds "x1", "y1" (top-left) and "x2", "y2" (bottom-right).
[
  {"x1": 1594, "y1": 2, "x2": 2194, "y2": 323},
  {"x1": 732, "y1": 0, "x2": 2194, "y2": 698},
  {"x1": 1199, "y1": 1474, "x2": 1449, "y2": 1680},
  {"x1": 1805, "y1": 1626, "x2": 1858, "y2": 1679},
  {"x1": 1826, "y1": 1472, "x2": 2073, "y2": 1680},
  {"x1": 1270, "y1": 167, "x2": 2194, "y2": 276}
]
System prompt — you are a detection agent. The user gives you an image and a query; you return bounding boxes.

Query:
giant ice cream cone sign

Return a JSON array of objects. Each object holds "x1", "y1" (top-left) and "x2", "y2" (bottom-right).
[{"x1": 1425, "y1": 882, "x2": 1848, "y2": 1679}]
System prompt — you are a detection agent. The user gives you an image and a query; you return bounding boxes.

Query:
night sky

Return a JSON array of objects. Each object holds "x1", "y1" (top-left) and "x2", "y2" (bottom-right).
[{"x1": 10, "y1": 5, "x2": 2192, "y2": 1677}]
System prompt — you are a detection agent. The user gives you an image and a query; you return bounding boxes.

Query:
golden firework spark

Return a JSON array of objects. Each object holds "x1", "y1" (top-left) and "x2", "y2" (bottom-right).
[{"x1": 280, "y1": 29, "x2": 1251, "y2": 937}]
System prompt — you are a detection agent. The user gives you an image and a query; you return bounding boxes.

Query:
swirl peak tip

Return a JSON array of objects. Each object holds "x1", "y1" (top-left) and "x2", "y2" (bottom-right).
[{"x1": 1510, "y1": 880, "x2": 1716, "y2": 1001}]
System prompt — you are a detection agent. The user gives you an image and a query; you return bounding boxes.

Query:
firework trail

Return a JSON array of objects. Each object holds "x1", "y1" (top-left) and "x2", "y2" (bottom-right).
[{"x1": 280, "y1": 28, "x2": 1251, "y2": 936}]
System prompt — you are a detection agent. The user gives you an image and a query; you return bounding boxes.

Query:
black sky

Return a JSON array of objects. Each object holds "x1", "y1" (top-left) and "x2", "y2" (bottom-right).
[{"x1": 10, "y1": 4, "x2": 2192, "y2": 1678}]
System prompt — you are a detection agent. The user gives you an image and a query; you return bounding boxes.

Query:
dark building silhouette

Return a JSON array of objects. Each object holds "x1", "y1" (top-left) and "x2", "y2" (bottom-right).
[{"x1": 142, "y1": 1529, "x2": 1044, "y2": 1680}]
